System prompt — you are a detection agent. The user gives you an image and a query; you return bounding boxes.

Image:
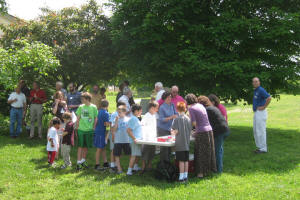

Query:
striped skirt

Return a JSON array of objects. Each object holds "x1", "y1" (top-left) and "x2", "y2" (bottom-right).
[{"x1": 194, "y1": 131, "x2": 217, "y2": 176}]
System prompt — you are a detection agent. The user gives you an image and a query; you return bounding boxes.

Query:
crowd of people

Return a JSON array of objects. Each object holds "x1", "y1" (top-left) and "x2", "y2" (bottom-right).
[{"x1": 7, "y1": 78, "x2": 271, "y2": 182}]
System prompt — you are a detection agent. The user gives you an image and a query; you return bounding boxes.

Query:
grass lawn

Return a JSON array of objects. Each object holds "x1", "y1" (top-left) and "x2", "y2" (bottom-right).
[{"x1": 0, "y1": 94, "x2": 299, "y2": 200}]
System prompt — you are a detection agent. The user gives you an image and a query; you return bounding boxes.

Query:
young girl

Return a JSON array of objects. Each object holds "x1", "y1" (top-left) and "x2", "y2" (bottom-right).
[
  {"x1": 47, "y1": 117, "x2": 61, "y2": 167},
  {"x1": 171, "y1": 102, "x2": 192, "y2": 182},
  {"x1": 61, "y1": 112, "x2": 74, "y2": 169}
]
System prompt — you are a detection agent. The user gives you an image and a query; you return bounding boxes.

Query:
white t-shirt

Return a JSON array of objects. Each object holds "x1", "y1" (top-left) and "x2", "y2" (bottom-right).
[
  {"x1": 141, "y1": 112, "x2": 157, "y2": 141},
  {"x1": 8, "y1": 92, "x2": 26, "y2": 108},
  {"x1": 155, "y1": 89, "x2": 165, "y2": 101},
  {"x1": 47, "y1": 127, "x2": 58, "y2": 151},
  {"x1": 118, "y1": 95, "x2": 131, "y2": 112}
]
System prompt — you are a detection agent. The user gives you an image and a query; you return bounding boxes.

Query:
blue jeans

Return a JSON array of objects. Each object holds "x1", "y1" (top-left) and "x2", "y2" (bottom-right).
[
  {"x1": 10, "y1": 108, "x2": 23, "y2": 137},
  {"x1": 214, "y1": 131, "x2": 230, "y2": 173}
]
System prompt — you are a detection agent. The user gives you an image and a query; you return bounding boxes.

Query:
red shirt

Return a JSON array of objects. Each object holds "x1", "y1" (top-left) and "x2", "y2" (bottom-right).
[{"x1": 30, "y1": 89, "x2": 47, "y2": 104}]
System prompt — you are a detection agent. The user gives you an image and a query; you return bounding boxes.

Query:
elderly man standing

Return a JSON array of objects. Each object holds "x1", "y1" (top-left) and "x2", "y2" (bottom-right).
[
  {"x1": 8, "y1": 86, "x2": 27, "y2": 138},
  {"x1": 252, "y1": 77, "x2": 271, "y2": 154},
  {"x1": 67, "y1": 83, "x2": 82, "y2": 113},
  {"x1": 29, "y1": 82, "x2": 47, "y2": 139},
  {"x1": 154, "y1": 82, "x2": 165, "y2": 101}
]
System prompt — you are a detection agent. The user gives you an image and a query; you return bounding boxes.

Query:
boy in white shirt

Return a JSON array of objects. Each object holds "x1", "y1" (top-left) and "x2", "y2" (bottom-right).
[
  {"x1": 47, "y1": 117, "x2": 61, "y2": 167},
  {"x1": 141, "y1": 101, "x2": 159, "y2": 173}
]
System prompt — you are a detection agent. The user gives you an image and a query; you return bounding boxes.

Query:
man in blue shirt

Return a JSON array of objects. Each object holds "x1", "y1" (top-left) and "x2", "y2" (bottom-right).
[
  {"x1": 67, "y1": 83, "x2": 81, "y2": 113},
  {"x1": 252, "y1": 77, "x2": 271, "y2": 154}
]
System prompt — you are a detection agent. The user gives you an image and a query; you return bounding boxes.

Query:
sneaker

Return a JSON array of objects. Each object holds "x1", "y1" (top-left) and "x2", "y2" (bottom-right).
[
  {"x1": 126, "y1": 171, "x2": 133, "y2": 176},
  {"x1": 76, "y1": 164, "x2": 82, "y2": 171},
  {"x1": 49, "y1": 162, "x2": 56, "y2": 168},
  {"x1": 61, "y1": 165, "x2": 67, "y2": 169},
  {"x1": 103, "y1": 162, "x2": 109, "y2": 169},
  {"x1": 81, "y1": 162, "x2": 89, "y2": 169},
  {"x1": 254, "y1": 149, "x2": 267, "y2": 154},
  {"x1": 95, "y1": 165, "x2": 105, "y2": 171}
]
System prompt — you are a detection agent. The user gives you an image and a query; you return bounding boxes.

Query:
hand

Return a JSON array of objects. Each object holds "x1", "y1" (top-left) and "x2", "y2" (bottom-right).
[
  {"x1": 134, "y1": 139, "x2": 138, "y2": 144},
  {"x1": 34, "y1": 94, "x2": 37, "y2": 98},
  {"x1": 55, "y1": 99, "x2": 60, "y2": 104},
  {"x1": 172, "y1": 115, "x2": 177, "y2": 119},
  {"x1": 13, "y1": 98, "x2": 18, "y2": 102},
  {"x1": 257, "y1": 106, "x2": 265, "y2": 111}
]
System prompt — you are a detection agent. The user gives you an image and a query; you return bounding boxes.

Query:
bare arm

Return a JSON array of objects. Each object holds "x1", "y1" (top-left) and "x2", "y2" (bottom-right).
[
  {"x1": 127, "y1": 128, "x2": 136, "y2": 141},
  {"x1": 7, "y1": 99, "x2": 17, "y2": 104}
]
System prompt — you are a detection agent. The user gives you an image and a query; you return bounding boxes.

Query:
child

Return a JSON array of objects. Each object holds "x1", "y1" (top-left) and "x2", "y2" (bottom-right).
[
  {"x1": 61, "y1": 112, "x2": 73, "y2": 169},
  {"x1": 126, "y1": 104, "x2": 143, "y2": 175},
  {"x1": 94, "y1": 99, "x2": 110, "y2": 170},
  {"x1": 47, "y1": 117, "x2": 61, "y2": 167},
  {"x1": 171, "y1": 102, "x2": 192, "y2": 182},
  {"x1": 141, "y1": 101, "x2": 159, "y2": 172},
  {"x1": 111, "y1": 105, "x2": 131, "y2": 174},
  {"x1": 107, "y1": 101, "x2": 126, "y2": 170},
  {"x1": 76, "y1": 92, "x2": 98, "y2": 171}
]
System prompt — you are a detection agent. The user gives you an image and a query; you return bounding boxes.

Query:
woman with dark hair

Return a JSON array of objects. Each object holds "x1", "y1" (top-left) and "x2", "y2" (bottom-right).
[
  {"x1": 208, "y1": 94, "x2": 228, "y2": 122},
  {"x1": 198, "y1": 96, "x2": 229, "y2": 173},
  {"x1": 157, "y1": 91, "x2": 178, "y2": 163},
  {"x1": 185, "y1": 93, "x2": 216, "y2": 178}
]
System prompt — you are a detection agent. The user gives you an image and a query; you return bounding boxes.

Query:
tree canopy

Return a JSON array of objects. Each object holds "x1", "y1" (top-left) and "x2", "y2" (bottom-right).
[{"x1": 110, "y1": 0, "x2": 300, "y2": 102}]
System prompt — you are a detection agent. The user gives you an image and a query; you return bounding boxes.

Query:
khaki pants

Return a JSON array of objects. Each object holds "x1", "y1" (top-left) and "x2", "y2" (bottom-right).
[
  {"x1": 61, "y1": 144, "x2": 72, "y2": 166},
  {"x1": 30, "y1": 104, "x2": 43, "y2": 137}
]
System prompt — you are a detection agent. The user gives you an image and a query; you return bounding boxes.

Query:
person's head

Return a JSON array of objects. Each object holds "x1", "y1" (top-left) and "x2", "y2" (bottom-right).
[
  {"x1": 19, "y1": 80, "x2": 25, "y2": 88},
  {"x1": 123, "y1": 87, "x2": 132, "y2": 98},
  {"x1": 56, "y1": 81, "x2": 63, "y2": 91},
  {"x1": 148, "y1": 101, "x2": 159, "y2": 114},
  {"x1": 32, "y1": 81, "x2": 40, "y2": 90},
  {"x1": 117, "y1": 105, "x2": 127, "y2": 118},
  {"x1": 15, "y1": 86, "x2": 21, "y2": 94},
  {"x1": 54, "y1": 91, "x2": 64, "y2": 100},
  {"x1": 185, "y1": 93, "x2": 198, "y2": 106},
  {"x1": 252, "y1": 77, "x2": 260, "y2": 89},
  {"x1": 162, "y1": 91, "x2": 172, "y2": 104},
  {"x1": 62, "y1": 112, "x2": 72, "y2": 123},
  {"x1": 198, "y1": 96, "x2": 213, "y2": 107},
  {"x1": 51, "y1": 117, "x2": 61, "y2": 129},
  {"x1": 131, "y1": 104, "x2": 142, "y2": 117},
  {"x1": 100, "y1": 99, "x2": 109, "y2": 109},
  {"x1": 81, "y1": 92, "x2": 92, "y2": 104},
  {"x1": 124, "y1": 80, "x2": 130, "y2": 87},
  {"x1": 100, "y1": 87, "x2": 106, "y2": 95},
  {"x1": 176, "y1": 101, "x2": 186, "y2": 113},
  {"x1": 116, "y1": 101, "x2": 126, "y2": 110},
  {"x1": 171, "y1": 85, "x2": 179, "y2": 98},
  {"x1": 208, "y1": 94, "x2": 220, "y2": 107},
  {"x1": 154, "y1": 82, "x2": 163, "y2": 92},
  {"x1": 92, "y1": 85, "x2": 99, "y2": 94},
  {"x1": 68, "y1": 82, "x2": 76, "y2": 92},
  {"x1": 119, "y1": 83, "x2": 125, "y2": 92}
]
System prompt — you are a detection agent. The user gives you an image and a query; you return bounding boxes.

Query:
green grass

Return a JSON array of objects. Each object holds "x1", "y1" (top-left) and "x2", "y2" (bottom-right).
[{"x1": 0, "y1": 94, "x2": 299, "y2": 200}]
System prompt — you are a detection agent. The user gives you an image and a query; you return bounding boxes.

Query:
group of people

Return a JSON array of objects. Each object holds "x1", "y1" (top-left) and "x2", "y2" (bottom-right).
[{"x1": 8, "y1": 77, "x2": 271, "y2": 182}]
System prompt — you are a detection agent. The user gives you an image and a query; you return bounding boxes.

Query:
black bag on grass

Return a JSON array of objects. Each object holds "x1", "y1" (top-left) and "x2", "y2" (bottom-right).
[{"x1": 154, "y1": 161, "x2": 178, "y2": 182}]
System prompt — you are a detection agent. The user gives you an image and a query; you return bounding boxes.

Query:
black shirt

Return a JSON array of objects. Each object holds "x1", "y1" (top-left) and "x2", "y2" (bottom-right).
[
  {"x1": 62, "y1": 121, "x2": 74, "y2": 145},
  {"x1": 206, "y1": 106, "x2": 229, "y2": 136},
  {"x1": 21, "y1": 86, "x2": 30, "y2": 97}
]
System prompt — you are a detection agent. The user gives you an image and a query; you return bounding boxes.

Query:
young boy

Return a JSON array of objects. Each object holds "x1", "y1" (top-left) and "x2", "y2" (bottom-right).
[
  {"x1": 94, "y1": 99, "x2": 110, "y2": 170},
  {"x1": 171, "y1": 102, "x2": 192, "y2": 182},
  {"x1": 111, "y1": 105, "x2": 131, "y2": 174},
  {"x1": 127, "y1": 104, "x2": 143, "y2": 175},
  {"x1": 76, "y1": 92, "x2": 98, "y2": 170},
  {"x1": 107, "y1": 101, "x2": 126, "y2": 169},
  {"x1": 61, "y1": 112, "x2": 73, "y2": 169},
  {"x1": 141, "y1": 101, "x2": 159, "y2": 172},
  {"x1": 47, "y1": 117, "x2": 61, "y2": 167}
]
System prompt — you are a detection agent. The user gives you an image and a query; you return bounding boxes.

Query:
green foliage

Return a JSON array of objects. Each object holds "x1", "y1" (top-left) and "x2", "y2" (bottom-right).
[
  {"x1": 0, "y1": 0, "x2": 7, "y2": 13},
  {"x1": 110, "y1": 0, "x2": 300, "y2": 103},
  {"x1": 0, "y1": 0, "x2": 117, "y2": 88}
]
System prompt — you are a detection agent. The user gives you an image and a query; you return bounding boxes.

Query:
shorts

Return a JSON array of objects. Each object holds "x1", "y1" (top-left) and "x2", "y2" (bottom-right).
[
  {"x1": 130, "y1": 143, "x2": 142, "y2": 156},
  {"x1": 142, "y1": 145, "x2": 156, "y2": 161},
  {"x1": 113, "y1": 143, "x2": 131, "y2": 156},
  {"x1": 176, "y1": 151, "x2": 189, "y2": 162},
  {"x1": 78, "y1": 130, "x2": 94, "y2": 148},
  {"x1": 94, "y1": 134, "x2": 106, "y2": 149}
]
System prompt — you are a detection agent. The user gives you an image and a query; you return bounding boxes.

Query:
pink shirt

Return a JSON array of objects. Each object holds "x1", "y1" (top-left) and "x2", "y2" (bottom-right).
[
  {"x1": 157, "y1": 95, "x2": 186, "y2": 111},
  {"x1": 217, "y1": 104, "x2": 228, "y2": 122}
]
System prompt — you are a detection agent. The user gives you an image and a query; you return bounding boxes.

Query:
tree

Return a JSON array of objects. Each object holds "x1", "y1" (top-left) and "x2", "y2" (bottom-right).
[
  {"x1": 110, "y1": 0, "x2": 300, "y2": 103},
  {"x1": 0, "y1": 0, "x2": 7, "y2": 13},
  {"x1": 0, "y1": 0, "x2": 118, "y2": 88}
]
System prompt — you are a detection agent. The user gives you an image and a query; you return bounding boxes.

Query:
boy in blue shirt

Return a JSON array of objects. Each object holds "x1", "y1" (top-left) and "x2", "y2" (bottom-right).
[
  {"x1": 111, "y1": 105, "x2": 131, "y2": 174},
  {"x1": 126, "y1": 104, "x2": 143, "y2": 175},
  {"x1": 94, "y1": 100, "x2": 110, "y2": 170}
]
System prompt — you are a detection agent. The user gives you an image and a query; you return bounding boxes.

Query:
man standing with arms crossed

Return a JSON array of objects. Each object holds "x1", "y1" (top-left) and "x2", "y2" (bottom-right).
[{"x1": 252, "y1": 77, "x2": 271, "y2": 154}]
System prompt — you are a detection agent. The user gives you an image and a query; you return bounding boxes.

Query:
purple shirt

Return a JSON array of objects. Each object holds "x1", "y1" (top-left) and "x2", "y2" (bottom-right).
[
  {"x1": 217, "y1": 104, "x2": 228, "y2": 122},
  {"x1": 188, "y1": 103, "x2": 212, "y2": 133}
]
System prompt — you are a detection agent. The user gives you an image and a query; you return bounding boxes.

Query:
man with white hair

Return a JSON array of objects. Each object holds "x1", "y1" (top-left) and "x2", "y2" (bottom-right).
[
  {"x1": 55, "y1": 81, "x2": 67, "y2": 99},
  {"x1": 157, "y1": 85, "x2": 186, "y2": 111},
  {"x1": 252, "y1": 77, "x2": 271, "y2": 154},
  {"x1": 118, "y1": 87, "x2": 132, "y2": 113},
  {"x1": 155, "y1": 82, "x2": 165, "y2": 101}
]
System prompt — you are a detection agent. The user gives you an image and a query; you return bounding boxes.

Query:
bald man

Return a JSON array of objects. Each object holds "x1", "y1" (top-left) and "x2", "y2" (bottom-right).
[{"x1": 252, "y1": 77, "x2": 271, "y2": 154}]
